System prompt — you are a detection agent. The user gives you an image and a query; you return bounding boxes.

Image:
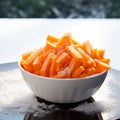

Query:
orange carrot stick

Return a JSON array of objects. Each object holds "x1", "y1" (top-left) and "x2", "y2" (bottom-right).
[
  {"x1": 68, "y1": 58, "x2": 82, "y2": 75},
  {"x1": 24, "y1": 48, "x2": 43, "y2": 66},
  {"x1": 56, "y1": 33, "x2": 72, "y2": 51},
  {"x1": 81, "y1": 40, "x2": 92, "y2": 56},
  {"x1": 55, "y1": 52, "x2": 71, "y2": 72},
  {"x1": 32, "y1": 56, "x2": 42, "y2": 71},
  {"x1": 47, "y1": 35, "x2": 59, "y2": 44},
  {"x1": 71, "y1": 66, "x2": 85, "y2": 78},
  {"x1": 40, "y1": 52, "x2": 55, "y2": 77},
  {"x1": 49, "y1": 57, "x2": 56, "y2": 77},
  {"x1": 53, "y1": 70, "x2": 68, "y2": 78},
  {"x1": 77, "y1": 47, "x2": 96, "y2": 68},
  {"x1": 66, "y1": 45, "x2": 83, "y2": 60},
  {"x1": 95, "y1": 59, "x2": 110, "y2": 73}
]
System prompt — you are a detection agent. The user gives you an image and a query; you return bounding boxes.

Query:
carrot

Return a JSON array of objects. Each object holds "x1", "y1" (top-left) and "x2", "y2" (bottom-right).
[
  {"x1": 92, "y1": 48, "x2": 105, "y2": 59},
  {"x1": 33, "y1": 56, "x2": 42, "y2": 71},
  {"x1": 22, "y1": 50, "x2": 36, "y2": 60},
  {"x1": 79, "y1": 73, "x2": 87, "y2": 78},
  {"x1": 66, "y1": 45, "x2": 83, "y2": 60},
  {"x1": 53, "y1": 70, "x2": 68, "y2": 78},
  {"x1": 23, "y1": 48, "x2": 43, "y2": 66},
  {"x1": 81, "y1": 40, "x2": 92, "y2": 56},
  {"x1": 56, "y1": 33, "x2": 72, "y2": 51},
  {"x1": 100, "y1": 58, "x2": 110, "y2": 64},
  {"x1": 40, "y1": 52, "x2": 55, "y2": 77},
  {"x1": 64, "y1": 66, "x2": 71, "y2": 78},
  {"x1": 21, "y1": 49, "x2": 43, "y2": 73},
  {"x1": 47, "y1": 35, "x2": 59, "y2": 44},
  {"x1": 39, "y1": 49, "x2": 56, "y2": 64},
  {"x1": 44, "y1": 41, "x2": 56, "y2": 52},
  {"x1": 56, "y1": 52, "x2": 71, "y2": 64},
  {"x1": 95, "y1": 59, "x2": 110, "y2": 73},
  {"x1": 84, "y1": 67, "x2": 96, "y2": 76},
  {"x1": 79, "y1": 67, "x2": 96, "y2": 77},
  {"x1": 77, "y1": 47, "x2": 96, "y2": 68},
  {"x1": 55, "y1": 52, "x2": 71, "y2": 72},
  {"x1": 98, "y1": 49, "x2": 105, "y2": 59},
  {"x1": 71, "y1": 39, "x2": 81, "y2": 45},
  {"x1": 21, "y1": 33, "x2": 110, "y2": 78},
  {"x1": 49, "y1": 57, "x2": 56, "y2": 77},
  {"x1": 71, "y1": 66, "x2": 85, "y2": 78},
  {"x1": 68, "y1": 58, "x2": 82, "y2": 75}
]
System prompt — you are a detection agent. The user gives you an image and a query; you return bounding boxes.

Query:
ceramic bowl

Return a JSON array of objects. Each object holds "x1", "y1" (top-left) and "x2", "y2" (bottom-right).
[{"x1": 19, "y1": 62, "x2": 108, "y2": 103}]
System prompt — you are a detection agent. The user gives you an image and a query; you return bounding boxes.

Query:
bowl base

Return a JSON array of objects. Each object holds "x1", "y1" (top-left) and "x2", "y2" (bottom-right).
[
  {"x1": 35, "y1": 96, "x2": 94, "y2": 109},
  {"x1": 24, "y1": 96, "x2": 103, "y2": 120}
]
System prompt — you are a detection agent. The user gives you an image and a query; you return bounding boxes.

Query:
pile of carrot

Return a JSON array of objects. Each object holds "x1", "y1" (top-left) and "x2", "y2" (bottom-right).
[{"x1": 21, "y1": 33, "x2": 110, "y2": 78}]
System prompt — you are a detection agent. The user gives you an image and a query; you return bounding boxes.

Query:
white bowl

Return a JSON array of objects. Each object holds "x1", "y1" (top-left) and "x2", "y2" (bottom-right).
[{"x1": 19, "y1": 62, "x2": 108, "y2": 103}]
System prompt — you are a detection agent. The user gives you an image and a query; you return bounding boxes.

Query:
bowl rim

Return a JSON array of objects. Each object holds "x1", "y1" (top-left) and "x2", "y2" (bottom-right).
[{"x1": 18, "y1": 61, "x2": 108, "y2": 81}]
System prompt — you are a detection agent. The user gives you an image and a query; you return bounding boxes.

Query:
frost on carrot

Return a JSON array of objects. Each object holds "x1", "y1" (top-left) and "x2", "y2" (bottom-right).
[{"x1": 21, "y1": 33, "x2": 110, "y2": 78}]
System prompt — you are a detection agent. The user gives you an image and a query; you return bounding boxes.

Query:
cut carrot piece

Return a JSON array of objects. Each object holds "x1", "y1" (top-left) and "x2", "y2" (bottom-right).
[
  {"x1": 47, "y1": 35, "x2": 59, "y2": 44},
  {"x1": 24, "y1": 48, "x2": 43, "y2": 66},
  {"x1": 81, "y1": 40, "x2": 92, "y2": 56},
  {"x1": 40, "y1": 52, "x2": 55, "y2": 77},
  {"x1": 44, "y1": 41, "x2": 56, "y2": 52},
  {"x1": 84, "y1": 67, "x2": 96, "y2": 76},
  {"x1": 71, "y1": 66, "x2": 85, "y2": 78},
  {"x1": 50, "y1": 57, "x2": 56, "y2": 77},
  {"x1": 100, "y1": 58, "x2": 110, "y2": 64},
  {"x1": 22, "y1": 50, "x2": 36, "y2": 60},
  {"x1": 79, "y1": 73, "x2": 87, "y2": 78},
  {"x1": 68, "y1": 58, "x2": 82, "y2": 75},
  {"x1": 77, "y1": 47, "x2": 96, "y2": 68},
  {"x1": 95, "y1": 59, "x2": 110, "y2": 73},
  {"x1": 92, "y1": 48, "x2": 105, "y2": 59},
  {"x1": 32, "y1": 56, "x2": 42, "y2": 71},
  {"x1": 72, "y1": 39, "x2": 81, "y2": 45},
  {"x1": 53, "y1": 70, "x2": 68, "y2": 78},
  {"x1": 56, "y1": 52, "x2": 71, "y2": 65},
  {"x1": 56, "y1": 49, "x2": 65, "y2": 57},
  {"x1": 39, "y1": 49, "x2": 56, "y2": 64},
  {"x1": 33, "y1": 70, "x2": 41, "y2": 75},
  {"x1": 91, "y1": 48, "x2": 97, "y2": 58},
  {"x1": 56, "y1": 33, "x2": 72, "y2": 51},
  {"x1": 55, "y1": 52, "x2": 71, "y2": 72},
  {"x1": 73, "y1": 44, "x2": 82, "y2": 49},
  {"x1": 98, "y1": 49, "x2": 105, "y2": 59},
  {"x1": 21, "y1": 49, "x2": 42, "y2": 73},
  {"x1": 21, "y1": 62, "x2": 34, "y2": 73},
  {"x1": 66, "y1": 46, "x2": 83, "y2": 60},
  {"x1": 64, "y1": 66, "x2": 71, "y2": 78}
]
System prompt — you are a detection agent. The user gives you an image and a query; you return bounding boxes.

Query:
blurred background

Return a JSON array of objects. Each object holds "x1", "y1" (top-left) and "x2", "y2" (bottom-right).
[{"x1": 0, "y1": 0, "x2": 120, "y2": 18}]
